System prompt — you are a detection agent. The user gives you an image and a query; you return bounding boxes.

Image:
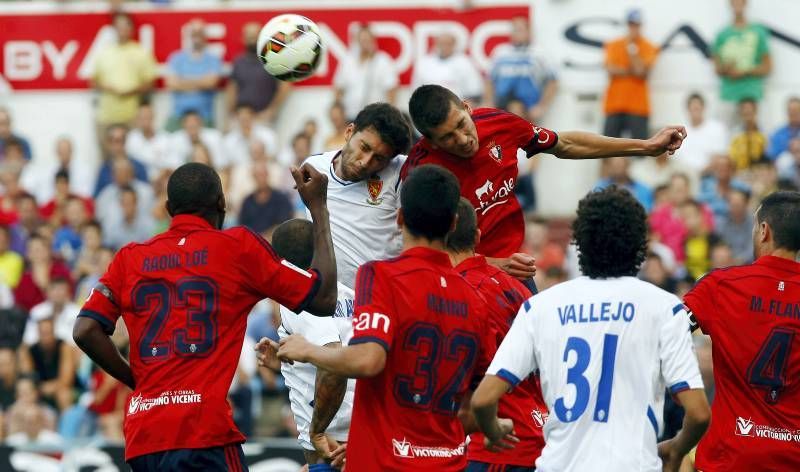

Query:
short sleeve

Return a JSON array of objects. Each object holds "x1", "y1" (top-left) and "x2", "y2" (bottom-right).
[
  {"x1": 209, "y1": 54, "x2": 223, "y2": 75},
  {"x1": 349, "y1": 262, "x2": 396, "y2": 352},
  {"x1": 140, "y1": 48, "x2": 158, "y2": 82},
  {"x1": 486, "y1": 299, "x2": 538, "y2": 388},
  {"x1": 78, "y1": 250, "x2": 126, "y2": 335},
  {"x1": 165, "y1": 51, "x2": 180, "y2": 76},
  {"x1": 683, "y1": 272, "x2": 719, "y2": 336},
  {"x1": 659, "y1": 300, "x2": 705, "y2": 395},
  {"x1": 756, "y1": 25, "x2": 770, "y2": 58},
  {"x1": 239, "y1": 229, "x2": 321, "y2": 313},
  {"x1": 642, "y1": 42, "x2": 659, "y2": 67}
]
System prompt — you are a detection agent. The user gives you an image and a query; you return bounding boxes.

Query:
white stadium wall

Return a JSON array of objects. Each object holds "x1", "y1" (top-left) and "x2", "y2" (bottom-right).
[{"x1": 1, "y1": 0, "x2": 799, "y2": 216}]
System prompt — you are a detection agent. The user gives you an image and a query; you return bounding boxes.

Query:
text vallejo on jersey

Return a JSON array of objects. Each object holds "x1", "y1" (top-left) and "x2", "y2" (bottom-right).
[
  {"x1": 558, "y1": 302, "x2": 635, "y2": 326},
  {"x1": 127, "y1": 390, "x2": 203, "y2": 416}
]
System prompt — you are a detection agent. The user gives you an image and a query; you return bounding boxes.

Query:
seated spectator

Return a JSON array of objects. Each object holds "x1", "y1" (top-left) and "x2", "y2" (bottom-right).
[
  {"x1": 324, "y1": 102, "x2": 348, "y2": 150},
  {"x1": 715, "y1": 188, "x2": 754, "y2": 263},
  {"x1": 226, "y1": 22, "x2": 291, "y2": 125},
  {"x1": 411, "y1": 32, "x2": 483, "y2": 103},
  {"x1": 75, "y1": 246, "x2": 113, "y2": 304},
  {"x1": 229, "y1": 141, "x2": 266, "y2": 217},
  {"x1": 39, "y1": 171, "x2": 95, "y2": 227},
  {"x1": 0, "y1": 142, "x2": 32, "y2": 222},
  {"x1": 9, "y1": 194, "x2": 41, "y2": 255},
  {"x1": 710, "y1": 241, "x2": 737, "y2": 270},
  {"x1": 169, "y1": 110, "x2": 227, "y2": 170},
  {"x1": 650, "y1": 173, "x2": 714, "y2": 264},
  {"x1": 749, "y1": 158, "x2": 780, "y2": 204},
  {"x1": 4, "y1": 376, "x2": 59, "y2": 444},
  {"x1": 22, "y1": 137, "x2": 94, "y2": 204},
  {"x1": 103, "y1": 186, "x2": 155, "y2": 250},
  {"x1": 486, "y1": 16, "x2": 558, "y2": 122},
  {"x1": 698, "y1": 154, "x2": 750, "y2": 221},
  {"x1": 675, "y1": 92, "x2": 728, "y2": 175},
  {"x1": 631, "y1": 151, "x2": 696, "y2": 194},
  {"x1": 0, "y1": 108, "x2": 32, "y2": 161},
  {"x1": 13, "y1": 234, "x2": 73, "y2": 312},
  {"x1": 776, "y1": 137, "x2": 800, "y2": 188},
  {"x1": 95, "y1": 158, "x2": 155, "y2": 227},
  {"x1": 238, "y1": 164, "x2": 293, "y2": 235},
  {"x1": 22, "y1": 277, "x2": 78, "y2": 347},
  {"x1": 223, "y1": 104, "x2": 278, "y2": 167},
  {"x1": 51, "y1": 197, "x2": 90, "y2": 267},
  {"x1": 89, "y1": 367, "x2": 126, "y2": 442},
  {"x1": 0, "y1": 349, "x2": 18, "y2": 412},
  {"x1": 125, "y1": 103, "x2": 176, "y2": 179},
  {"x1": 277, "y1": 132, "x2": 311, "y2": 170},
  {"x1": 729, "y1": 98, "x2": 767, "y2": 170},
  {"x1": 19, "y1": 318, "x2": 76, "y2": 412},
  {"x1": 595, "y1": 157, "x2": 653, "y2": 211},
  {"x1": 0, "y1": 226, "x2": 23, "y2": 288},
  {"x1": 640, "y1": 252, "x2": 677, "y2": 293},
  {"x1": 165, "y1": 19, "x2": 222, "y2": 129},
  {"x1": 766, "y1": 97, "x2": 800, "y2": 160},
  {"x1": 681, "y1": 200, "x2": 721, "y2": 280},
  {"x1": 94, "y1": 125, "x2": 150, "y2": 197},
  {"x1": 72, "y1": 221, "x2": 104, "y2": 283},
  {"x1": 540, "y1": 266, "x2": 568, "y2": 291}
]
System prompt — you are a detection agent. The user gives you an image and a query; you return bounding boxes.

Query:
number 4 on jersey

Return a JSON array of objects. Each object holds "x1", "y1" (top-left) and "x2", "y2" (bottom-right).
[{"x1": 747, "y1": 327, "x2": 795, "y2": 404}]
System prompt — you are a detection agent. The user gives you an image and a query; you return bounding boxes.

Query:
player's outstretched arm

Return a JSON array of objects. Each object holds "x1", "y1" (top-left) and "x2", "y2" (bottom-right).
[
  {"x1": 291, "y1": 164, "x2": 338, "y2": 317},
  {"x1": 657, "y1": 389, "x2": 710, "y2": 472},
  {"x1": 486, "y1": 253, "x2": 537, "y2": 279},
  {"x1": 552, "y1": 126, "x2": 687, "y2": 159},
  {"x1": 272, "y1": 335, "x2": 387, "y2": 378},
  {"x1": 471, "y1": 375, "x2": 519, "y2": 451},
  {"x1": 309, "y1": 342, "x2": 349, "y2": 462},
  {"x1": 73, "y1": 317, "x2": 135, "y2": 390}
]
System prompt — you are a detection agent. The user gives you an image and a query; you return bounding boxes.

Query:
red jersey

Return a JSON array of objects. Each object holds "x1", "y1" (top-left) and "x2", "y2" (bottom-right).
[
  {"x1": 455, "y1": 255, "x2": 546, "y2": 466},
  {"x1": 684, "y1": 256, "x2": 800, "y2": 471},
  {"x1": 78, "y1": 215, "x2": 321, "y2": 460},
  {"x1": 347, "y1": 247, "x2": 495, "y2": 471},
  {"x1": 401, "y1": 109, "x2": 558, "y2": 258}
]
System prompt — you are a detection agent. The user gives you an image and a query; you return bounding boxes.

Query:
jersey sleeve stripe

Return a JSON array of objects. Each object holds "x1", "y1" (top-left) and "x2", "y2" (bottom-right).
[
  {"x1": 356, "y1": 263, "x2": 376, "y2": 305},
  {"x1": 523, "y1": 299, "x2": 532, "y2": 312},
  {"x1": 495, "y1": 368, "x2": 522, "y2": 387},
  {"x1": 669, "y1": 381, "x2": 691, "y2": 395},
  {"x1": 646, "y1": 405, "x2": 659, "y2": 436},
  {"x1": 349, "y1": 336, "x2": 389, "y2": 352},
  {"x1": 292, "y1": 269, "x2": 322, "y2": 314},
  {"x1": 77, "y1": 309, "x2": 116, "y2": 335},
  {"x1": 671, "y1": 303, "x2": 685, "y2": 316},
  {"x1": 244, "y1": 226, "x2": 279, "y2": 260},
  {"x1": 472, "y1": 111, "x2": 505, "y2": 122}
]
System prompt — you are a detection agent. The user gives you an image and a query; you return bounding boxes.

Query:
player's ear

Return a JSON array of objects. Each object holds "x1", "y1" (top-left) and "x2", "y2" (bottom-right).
[
  {"x1": 344, "y1": 123, "x2": 355, "y2": 142},
  {"x1": 474, "y1": 228, "x2": 481, "y2": 249},
  {"x1": 760, "y1": 221, "x2": 771, "y2": 244},
  {"x1": 462, "y1": 100, "x2": 472, "y2": 114}
]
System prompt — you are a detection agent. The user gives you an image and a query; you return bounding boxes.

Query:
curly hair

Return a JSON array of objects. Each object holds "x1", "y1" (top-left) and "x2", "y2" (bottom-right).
[{"x1": 573, "y1": 186, "x2": 648, "y2": 278}]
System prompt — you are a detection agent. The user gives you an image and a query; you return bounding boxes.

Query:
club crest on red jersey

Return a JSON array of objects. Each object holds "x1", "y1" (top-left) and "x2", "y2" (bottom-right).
[
  {"x1": 486, "y1": 141, "x2": 502, "y2": 163},
  {"x1": 366, "y1": 177, "x2": 384, "y2": 205}
]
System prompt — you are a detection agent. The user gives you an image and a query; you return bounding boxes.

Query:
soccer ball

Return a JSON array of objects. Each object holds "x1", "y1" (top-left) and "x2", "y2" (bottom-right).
[{"x1": 257, "y1": 14, "x2": 324, "y2": 82}]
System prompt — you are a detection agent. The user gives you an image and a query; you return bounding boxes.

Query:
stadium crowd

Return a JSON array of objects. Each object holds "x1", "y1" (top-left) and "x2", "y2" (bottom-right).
[{"x1": 0, "y1": 1, "x2": 795, "y2": 452}]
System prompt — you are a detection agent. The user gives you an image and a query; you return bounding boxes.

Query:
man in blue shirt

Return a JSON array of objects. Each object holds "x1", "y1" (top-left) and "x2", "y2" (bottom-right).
[
  {"x1": 594, "y1": 156, "x2": 653, "y2": 212},
  {"x1": 165, "y1": 19, "x2": 223, "y2": 129},
  {"x1": 767, "y1": 97, "x2": 800, "y2": 160},
  {"x1": 0, "y1": 108, "x2": 32, "y2": 161}
]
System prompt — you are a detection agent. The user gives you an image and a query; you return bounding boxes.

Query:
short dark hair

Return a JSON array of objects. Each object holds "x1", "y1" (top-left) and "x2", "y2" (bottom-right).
[
  {"x1": 119, "y1": 185, "x2": 137, "y2": 200},
  {"x1": 166, "y1": 163, "x2": 222, "y2": 217},
  {"x1": 3, "y1": 138, "x2": 24, "y2": 155},
  {"x1": 757, "y1": 191, "x2": 800, "y2": 251},
  {"x1": 446, "y1": 197, "x2": 477, "y2": 253},
  {"x1": 271, "y1": 219, "x2": 314, "y2": 269},
  {"x1": 400, "y1": 164, "x2": 460, "y2": 241},
  {"x1": 84, "y1": 219, "x2": 102, "y2": 232},
  {"x1": 54, "y1": 169, "x2": 70, "y2": 183},
  {"x1": 352, "y1": 103, "x2": 413, "y2": 155},
  {"x1": 181, "y1": 109, "x2": 202, "y2": 122},
  {"x1": 573, "y1": 186, "x2": 648, "y2": 278},
  {"x1": 687, "y1": 92, "x2": 705, "y2": 107},
  {"x1": 408, "y1": 85, "x2": 463, "y2": 138},
  {"x1": 739, "y1": 97, "x2": 758, "y2": 108}
]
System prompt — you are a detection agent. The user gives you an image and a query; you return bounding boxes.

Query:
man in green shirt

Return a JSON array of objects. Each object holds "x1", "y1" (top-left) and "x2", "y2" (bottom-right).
[{"x1": 713, "y1": 0, "x2": 771, "y2": 103}]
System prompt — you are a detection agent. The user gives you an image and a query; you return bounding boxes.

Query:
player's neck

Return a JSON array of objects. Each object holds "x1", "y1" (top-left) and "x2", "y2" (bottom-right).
[
  {"x1": 761, "y1": 247, "x2": 799, "y2": 261},
  {"x1": 448, "y1": 250, "x2": 475, "y2": 267},
  {"x1": 402, "y1": 233, "x2": 448, "y2": 254}
]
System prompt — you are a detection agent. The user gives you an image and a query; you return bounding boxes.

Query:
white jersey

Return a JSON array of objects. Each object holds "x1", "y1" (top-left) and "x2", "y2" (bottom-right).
[
  {"x1": 279, "y1": 282, "x2": 356, "y2": 450},
  {"x1": 303, "y1": 151, "x2": 404, "y2": 289},
  {"x1": 488, "y1": 276, "x2": 703, "y2": 472}
]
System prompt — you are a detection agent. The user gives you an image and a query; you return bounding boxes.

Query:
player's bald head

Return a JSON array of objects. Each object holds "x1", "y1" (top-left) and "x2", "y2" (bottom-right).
[
  {"x1": 272, "y1": 219, "x2": 314, "y2": 269},
  {"x1": 446, "y1": 197, "x2": 478, "y2": 254},
  {"x1": 166, "y1": 163, "x2": 225, "y2": 226}
]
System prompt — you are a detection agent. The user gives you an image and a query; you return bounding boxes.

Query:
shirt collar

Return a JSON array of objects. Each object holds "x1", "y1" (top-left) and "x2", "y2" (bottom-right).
[
  {"x1": 401, "y1": 246, "x2": 453, "y2": 267},
  {"x1": 755, "y1": 255, "x2": 800, "y2": 273},
  {"x1": 169, "y1": 214, "x2": 214, "y2": 231},
  {"x1": 454, "y1": 255, "x2": 488, "y2": 273}
]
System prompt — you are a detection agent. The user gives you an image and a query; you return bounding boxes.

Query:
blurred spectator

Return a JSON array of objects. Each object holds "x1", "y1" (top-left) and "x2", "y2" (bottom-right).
[
  {"x1": 4, "y1": 376, "x2": 60, "y2": 445},
  {"x1": 89, "y1": 367, "x2": 126, "y2": 442},
  {"x1": 681, "y1": 201, "x2": 720, "y2": 280},
  {"x1": 334, "y1": 26, "x2": 398, "y2": 120},
  {"x1": 729, "y1": 99, "x2": 767, "y2": 170},
  {"x1": 76, "y1": 245, "x2": 113, "y2": 304},
  {"x1": 712, "y1": 0, "x2": 771, "y2": 106},
  {"x1": 224, "y1": 105, "x2": 279, "y2": 167},
  {"x1": 713, "y1": 188, "x2": 754, "y2": 264},
  {"x1": 227, "y1": 22, "x2": 291, "y2": 126},
  {"x1": 90, "y1": 12, "x2": 157, "y2": 129},
  {"x1": 51, "y1": 197, "x2": 89, "y2": 267},
  {"x1": 323, "y1": 102, "x2": 348, "y2": 150},
  {"x1": 103, "y1": 186, "x2": 155, "y2": 250},
  {"x1": 0, "y1": 109, "x2": 31, "y2": 162},
  {"x1": 22, "y1": 137, "x2": 94, "y2": 204},
  {"x1": 540, "y1": 266, "x2": 568, "y2": 292},
  {"x1": 595, "y1": 157, "x2": 653, "y2": 211},
  {"x1": 165, "y1": 19, "x2": 222, "y2": 129},
  {"x1": 650, "y1": 174, "x2": 714, "y2": 264},
  {"x1": 0, "y1": 226, "x2": 23, "y2": 289},
  {"x1": 675, "y1": 93, "x2": 729, "y2": 175},
  {"x1": 22, "y1": 278, "x2": 78, "y2": 347},
  {"x1": 94, "y1": 125, "x2": 150, "y2": 197},
  {"x1": 72, "y1": 221, "x2": 104, "y2": 283},
  {"x1": 776, "y1": 137, "x2": 800, "y2": 188},
  {"x1": 169, "y1": 111, "x2": 228, "y2": 170},
  {"x1": 412, "y1": 32, "x2": 483, "y2": 103},
  {"x1": 229, "y1": 335, "x2": 257, "y2": 437},
  {"x1": 640, "y1": 252, "x2": 677, "y2": 293},
  {"x1": 485, "y1": 16, "x2": 557, "y2": 122},
  {"x1": 631, "y1": 152, "x2": 695, "y2": 194},
  {"x1": 9, "y1": 195, "x2": 42, "y2": 255},
  {"x1": 19, "y1": 318, "x2": 76, "y2": 412},
  {"x1": 229, "y1": 141, "x2": 265, "y2": 215},
  {"x1": 39, "y1": 171, "x2": 95, "y2": 227},
  {"x1": 278, "y1": 132, "x2": 312, "y2": 171},
  {"x1": 766, "y1": 97, "x2": 800, "y2": 160},
  {"x1": 303, "y1": 119, "x2": 320, "y2": 154},
  {"x1": 710, "y1": 241, "x2": 737, "y2": 269},
  {"x1": 13, "y1": 234, "x2": 73, "y2": 312},
  {"x1": 749, "y1": 159, "x2": 779, "y2": 204},
  {"x1": 96, "y1": 158, "x2": 155, "y2": 227},
  {"x1": 602, "y1": 9, "x2": 658, "y2": 139},
  {"x1": 698, "y1": 155, "x2": 750, "y2": 221},
  {"x1": 0, "y1": 142, "x2": 31, "y2": 221},
  {"x1": 125, "y1": 103, "x2": 176, "y2": 179},
  {"x1": 238, "y1": 164, "x2": 294, "y2": 235},
  {"x1": 0, "y1": 349, "x2": 18, "y2": 412}
]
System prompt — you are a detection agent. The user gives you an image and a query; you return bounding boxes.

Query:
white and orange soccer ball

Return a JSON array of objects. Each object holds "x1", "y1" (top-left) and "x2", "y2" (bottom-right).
[{"x1": 257, "y1": 14, "x2": 324, "y2": 82}]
